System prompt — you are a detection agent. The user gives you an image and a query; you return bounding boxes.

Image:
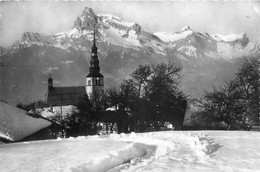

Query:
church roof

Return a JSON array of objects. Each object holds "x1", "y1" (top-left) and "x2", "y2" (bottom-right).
[
  {"x1": 47, "y1": 86, "x2": 86, "y2": 106},
  {"x1": 86, "y1": 72, "x2": 104, "y2": 78}
]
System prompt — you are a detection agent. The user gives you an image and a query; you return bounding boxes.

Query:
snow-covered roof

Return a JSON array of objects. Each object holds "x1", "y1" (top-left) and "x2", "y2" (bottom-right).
[{"x1": 0, "y1": 101, "x2": 52, "y2": 141}]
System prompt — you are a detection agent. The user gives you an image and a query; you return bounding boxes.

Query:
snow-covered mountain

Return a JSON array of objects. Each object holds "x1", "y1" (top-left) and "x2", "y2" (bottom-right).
[
  {"x1": 16, "y1": 7, "x2": 166, "y2": 55},
  {"x1": 154, "y1": 26, "x2": 258, "y2": 61},
  {"x1": 0, "y1": 7, "x2": 259, "y2": 104},
  {"x1": 14, "y1": 7, "x2": 259, "y2": 62}
]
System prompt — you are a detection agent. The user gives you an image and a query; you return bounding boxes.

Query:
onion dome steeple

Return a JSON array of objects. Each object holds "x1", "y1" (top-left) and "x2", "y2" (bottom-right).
[
  {"x1": 86, "y1": 25, "x2": 104, "y2": 98},
  {"x1": 91, "y1": 28, "x2": 98, "y2": 53},
  {"x1": 88, "y1": 26, "x2": 102, "y2": 76}
]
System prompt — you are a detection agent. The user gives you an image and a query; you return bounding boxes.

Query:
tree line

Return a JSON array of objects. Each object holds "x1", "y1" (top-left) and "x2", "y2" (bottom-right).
[
  {"x1": 16, "y1": 55, "x2": 259, "y2": 137},
  {"x1": 200, "y1": 56, "x2": 260, "y2": 130},
  {"x1": 16, "y1": 62, "x2": 187, "y2": 137},
  {"x1": 63, "y1": 62, "x2": 187, "y2": 136}
]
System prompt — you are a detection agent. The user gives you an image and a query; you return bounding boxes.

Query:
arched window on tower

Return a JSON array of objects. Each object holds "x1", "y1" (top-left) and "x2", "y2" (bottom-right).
[{"x1": 88, "y1": 80, "x2": 91, "y2": 86}]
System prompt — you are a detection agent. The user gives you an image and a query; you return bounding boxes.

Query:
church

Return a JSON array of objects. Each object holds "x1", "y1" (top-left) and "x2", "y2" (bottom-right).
[{"x1": 46, "y1": 30, "x2": 104, "y2": 106}]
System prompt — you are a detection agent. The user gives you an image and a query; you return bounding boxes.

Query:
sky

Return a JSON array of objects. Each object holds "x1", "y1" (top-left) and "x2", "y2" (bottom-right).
[{"x1": 0, "y1": 1, "x2": 260, "y2": 47}]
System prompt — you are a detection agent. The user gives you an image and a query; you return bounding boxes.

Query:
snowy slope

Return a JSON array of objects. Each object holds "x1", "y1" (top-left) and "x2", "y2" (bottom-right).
[
  {"x1": 154, "y1": 26, "x2": 194, "y2": 42},
  {"x1": 98, "y1": 14, "x2": 141, "y2": 49},
  {"x1": 0, "y1": 101, "x2": 52, "y2": 141},
  {"x1": 154, "y1": 26, "x2": 258, "y2": 61},
  {"x1": 0, "y1": 131, "x2": 260, "y2": 171},
  {"x1": 212, "y1": 32, "x2": 248, "y2": 43}
]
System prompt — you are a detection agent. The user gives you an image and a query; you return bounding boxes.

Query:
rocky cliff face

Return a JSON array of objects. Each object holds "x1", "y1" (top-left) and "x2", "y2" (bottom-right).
[{"x1": 0, "y1": 7, "x2": 259, "y2": 104}]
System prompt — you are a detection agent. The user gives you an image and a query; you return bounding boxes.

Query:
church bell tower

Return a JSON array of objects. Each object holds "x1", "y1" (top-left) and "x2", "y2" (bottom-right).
[
  {"x1": 48, "y1": 75, "x2": 53, "y2": 90},
  {"x1": 86, "y1": 27, "x2": 104, "y2": 98}
]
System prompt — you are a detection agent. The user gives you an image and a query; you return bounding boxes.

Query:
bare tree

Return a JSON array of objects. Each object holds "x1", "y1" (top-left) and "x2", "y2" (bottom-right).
[{"x1": 202, "y1": 55, "x2": 260, "y2": 130}]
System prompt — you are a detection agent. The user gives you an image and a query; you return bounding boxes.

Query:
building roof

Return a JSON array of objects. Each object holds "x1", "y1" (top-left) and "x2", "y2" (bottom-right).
[
  {"x1": 86, "y1": 72, "x2": 104, "y2": 78},
  {"x1": 47, "y1": 86, "x2": 86, "y2": 106},
  {"x1": 0, "y1": 101, "x2": 52, "y2": 142}
]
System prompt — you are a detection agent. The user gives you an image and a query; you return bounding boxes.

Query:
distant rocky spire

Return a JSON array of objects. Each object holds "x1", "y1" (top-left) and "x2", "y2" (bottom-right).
[{"x1": 74, "y1": 7, "x2": 98, "y2": 31}]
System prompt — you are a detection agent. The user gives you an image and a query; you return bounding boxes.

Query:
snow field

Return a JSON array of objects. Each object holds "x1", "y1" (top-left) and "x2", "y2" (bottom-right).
[
  {"x1": 202, "y1": 131, "x2": 260, "y2": 172},
  {"x1": 109, "y1": 131, "x2": 260, "y2": 171},
  {"x1": 0, "y1": 136, "x2": 150, "y2": 172},
  {"x1": 154, "y1": 30, "x2": 193, "y2": 43},
  {"x1": 99, "y1": 14, "x2": 135, "y2": 28},
  {"x1": 101, "y1": 27, "x2": 141, "y2": 49},
  {"x1": 1, "y1": 131, "x2": 260, "y2": 171},
  {"x1": 108, "y1": 131, "x2": 212, "y2": 171},
  {"x1": 0, "y1": 131, "x2": 211, "y2": 172},
  {"x1": 212, "y1": 33, "x2": 246, "y2": 42}
]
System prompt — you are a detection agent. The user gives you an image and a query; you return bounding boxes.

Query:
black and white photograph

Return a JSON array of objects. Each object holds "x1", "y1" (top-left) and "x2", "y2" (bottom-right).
[{"x1": 0, "y1": 0, "x2": 260, "y2": 171}]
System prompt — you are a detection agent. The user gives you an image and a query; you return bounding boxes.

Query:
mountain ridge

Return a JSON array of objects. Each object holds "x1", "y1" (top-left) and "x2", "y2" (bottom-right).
[
  {"x1": 0, "y1": 7, "x2": 259, "y2": 104},
  {"x1": 3, "y1": 7, "x2": 258, "y2": 62}
]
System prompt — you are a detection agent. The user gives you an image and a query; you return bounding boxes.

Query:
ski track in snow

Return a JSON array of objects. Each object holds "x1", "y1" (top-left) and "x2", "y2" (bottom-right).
[
  {"x1": 108, "y1": 131, "x2": 214, "y2": 172},
  {"x1": 1, "y1": 131, "x2": 260, "y2": 171}
]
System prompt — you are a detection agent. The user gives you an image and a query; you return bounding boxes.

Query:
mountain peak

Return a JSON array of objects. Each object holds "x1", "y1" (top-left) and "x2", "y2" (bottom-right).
[
  {"x1": 82, "y1": 7, "x2": 97, "y2": 20},
  {"x1": 212, "y1": 32, "x2": 249, "y2": 46},
  {"x1": 74, "y1": 7, "x2": 98, "y2": 31},
  {"x1": 181, "y1": 26, "x2": 192, "y2": 32}
]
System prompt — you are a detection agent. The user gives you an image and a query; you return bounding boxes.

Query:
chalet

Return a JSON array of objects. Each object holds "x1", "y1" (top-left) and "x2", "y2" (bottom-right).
[{"x1": 46, "y1": 29, "x2": 104, "y2": 107}]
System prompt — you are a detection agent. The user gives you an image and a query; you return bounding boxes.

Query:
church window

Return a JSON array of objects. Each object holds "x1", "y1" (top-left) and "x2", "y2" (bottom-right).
[{"x1": 97, "y1": 78, "x2": 100, "y2": 85}]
